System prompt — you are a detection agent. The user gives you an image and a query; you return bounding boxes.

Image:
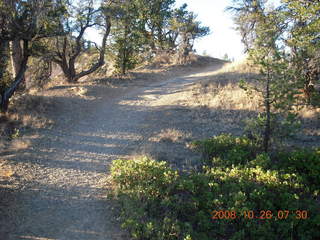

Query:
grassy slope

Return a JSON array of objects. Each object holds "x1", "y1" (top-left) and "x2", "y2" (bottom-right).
[{"x1": 109, "y1": 59, "x2": 320, "y2": 240}]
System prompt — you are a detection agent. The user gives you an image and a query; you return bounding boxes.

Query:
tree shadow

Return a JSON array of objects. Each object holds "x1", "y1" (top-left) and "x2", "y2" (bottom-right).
[
  {"x1": 0, "y1": 184, "x2": 128, "y2": 240},
  {"x1": 1, "y1": 61, "x2": 318, "y2": 239}
]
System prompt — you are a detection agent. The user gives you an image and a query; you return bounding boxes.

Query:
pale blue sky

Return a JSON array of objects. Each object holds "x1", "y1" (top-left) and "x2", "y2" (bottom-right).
[
  {"x1": 86, "y1": 0, "x2": 245, "y2": 60},
  {"x1": 174, "y1": 0, "x2": 245, "y2": 60},
  {"x1": 174, "y1": 0, "x2": 282, "y2": 60},
  {"x1": 86, "y1": 0, "x2": 281, "y2": 61}
]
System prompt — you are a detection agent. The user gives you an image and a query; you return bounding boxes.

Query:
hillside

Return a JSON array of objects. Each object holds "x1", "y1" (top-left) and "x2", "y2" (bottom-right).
[
  {"x1": 1, "y1": 54, "x2": 319, "y2": 239},
  {"x1": 2, "y1": 0, "x2": 320, "y2": 239},
  {"x1": 0, "y1": 55, "x2": 227, "y2": 239}
]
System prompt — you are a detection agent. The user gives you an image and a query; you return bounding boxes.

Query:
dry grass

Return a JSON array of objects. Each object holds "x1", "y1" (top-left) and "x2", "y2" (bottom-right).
[
  {"x1": 191, "y1": 60, "x2": 262, "y2": 112},
  {"x1": 186, "y1": 59, "x2": 319, "y2": 147},
  {"x1": 0, "y1": 160, "x2": 14, "y2": 178},
  {"x1": 0, "y1": 54, "x2": 221, "y2": 152},
  {"x1": 149, "y1": 128, "x2": 192, "y2": 143},
  {"x1": 0, "y1": 93, "x2": 56, "y2": 150},
  {"x1": 96, "y1": 54, "x2": 225, "y2": 88}
]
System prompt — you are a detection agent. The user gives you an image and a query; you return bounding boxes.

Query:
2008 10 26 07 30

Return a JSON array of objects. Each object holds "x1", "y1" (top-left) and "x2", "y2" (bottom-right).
[{"x1": 211, "y1": 210, "x2": 308, "y2": 220}]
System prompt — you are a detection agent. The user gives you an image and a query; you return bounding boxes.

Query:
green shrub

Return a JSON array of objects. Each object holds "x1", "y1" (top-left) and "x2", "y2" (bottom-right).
[
  {"x1": 192, "y1": 134, "x2": 257, "y2": 166},
  {"x1": 110, "y1": 155, "x2": 320, "y2": 240},
  {"x1": 275, "y1": 149, "x2": 320, "y2": 191},
  {"x1": 111, "y1": 157, "x2": 186, "y2": 239},
  {"x1": 244, "y1": 112, "x2": 301, "y2": 149},
  {"x1": 248, "y1": 153, "x2": 271, "y2": 169},
  {"x1": 111, "y1": 156, "x2": 179, "y2": 199},
  {"x1": 203, "y1": 165, "x2": 319, "y2": 240}
]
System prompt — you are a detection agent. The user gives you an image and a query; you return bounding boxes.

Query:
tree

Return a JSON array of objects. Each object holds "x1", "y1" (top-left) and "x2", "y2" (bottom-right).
[
  {"x1": 109, "y1": 0, "x2": 145, "y2": 74},
  {"x1": 109, "y1": 1, "x2": 210, "y2": 73},
  {"x1": 51, "y1": 0, "x2": 111, "y2": 83},
  {"x1": 230, "y1": 0, "x2": 299, "y2": 152},
  {"x1": 228, "y1": 0, "x2": 266, "y2": 52},
  {"x1": 230, "y1": 0, "x2": 320, "y2": 106},
  {"x1": 282, "y1": 0, "x2": 320, "y2": 105},
  {"x1": 134, "y1": 0, "x2": 175, "y2": 52},
  {"x1": 10, "y1": 40, "x2": 24, "y2": 88},
  {"x1": 0, "y1": 0, "x2": 66, "y2": 112},
  {"x1": 173, "y1": 8, "x2": 210, "y2": 64}
]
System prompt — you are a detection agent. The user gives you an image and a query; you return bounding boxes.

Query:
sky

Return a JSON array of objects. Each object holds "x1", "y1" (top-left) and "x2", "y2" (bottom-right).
[
  {"x1": 174, "y1": 0, "x2": 282, "y2": 60},
  {"x1": 174, "y1": 0, "x2": 245, "y2": 60},
  {"x1": 85, "y1": 0, "x2": 245, "y2": 61},
  {"x1": 86, "y1": 0, "x2": 281, "y2": 61}
]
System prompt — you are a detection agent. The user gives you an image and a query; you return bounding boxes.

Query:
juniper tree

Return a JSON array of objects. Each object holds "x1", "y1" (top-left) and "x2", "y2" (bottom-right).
[
  {"x1": 109, "y1": 0, "x2": 146, "y2": 74},
  {"x1": 51, "y1": 0, "x2": 111, "y2": 83},
  {"x1": 109, "y1": 0, "x2": 210, "y2": 73},
  {"x1": 282, "y1": 0, "x2": 320, "y2": 105},
  {"x1": 229, "y1": 0, "x2": 298, "y2": 151},
  {"x1": 0, "y1": 0, "x2": 66, "y2": 112}
]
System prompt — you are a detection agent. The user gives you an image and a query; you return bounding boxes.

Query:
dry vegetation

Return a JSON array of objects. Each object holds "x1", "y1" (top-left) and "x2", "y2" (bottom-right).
[
  {"x1": 190, "y1": 59, "x2": 320, "y2": 147},
  {"x1": 134, "y1": 58, "x2": 320, "y2": 169},
  {"x1": 1, "y1": 55, "x2": 319, "y2": 159},
  {"x1": 0, "y1": 54, "x2": 221, "y2": 151},
  {"x1": 191, "y1": 59, "x2": 262, "y2": 111},
  {"x1": 0, "y1": 95, "x2": 55, "y2": 149}
]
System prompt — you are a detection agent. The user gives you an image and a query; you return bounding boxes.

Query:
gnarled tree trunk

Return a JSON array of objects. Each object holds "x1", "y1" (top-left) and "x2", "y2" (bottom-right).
[
  {"x1": 0, "y1": 40, "x2": 10, "y2": 88},
  {"x1": 0, "y1": 40, "x2": 29, "y2": 113},
  {"x1": 53, "y1": 15, "x2": 111, "y2": 83},
  {"x1": 10, "y1": 39, "x2": 26, "y2": 89}
]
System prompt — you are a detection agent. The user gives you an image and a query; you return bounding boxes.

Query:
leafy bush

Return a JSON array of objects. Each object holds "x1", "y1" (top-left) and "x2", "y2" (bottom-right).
[
  {"x1": 244, "y1": 112, "x2": 301, "y2": 148},
  {"x1": 275, "y1": 149, "x2": 320, "y2": 192},
  {"x1": 110, "y1": 157, "x2": 190, "y2": 239},
  {"x1": 203, "y1": 165, "x2": 319, "y2": 240},
  {"x1": 110, "y1": 147, "x2": 320, "y2": 240},
  {"x1": 111, "y1": 156, "x2": 178, "y2": 199},
  {"x1": 192, "y1": 133, "x2": 257, "y2": 166}
]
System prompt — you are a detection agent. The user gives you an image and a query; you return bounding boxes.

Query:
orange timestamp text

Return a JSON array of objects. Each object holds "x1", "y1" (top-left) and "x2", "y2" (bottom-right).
[{"x1": 211, "y1": 210, "x2": 309, "y2": 220}]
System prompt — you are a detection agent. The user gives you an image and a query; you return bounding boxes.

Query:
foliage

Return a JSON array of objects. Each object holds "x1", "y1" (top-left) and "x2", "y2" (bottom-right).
[
  {"x1": 109, "y1": 0, "x2": 210, "y2": 73},
  {"x1": 1, "y1": 0, "x2": 210, "y2": 112},
  {"x1": 111, "y1": 156, "x2": 179, "y2": 199},
  {"x1": 0, "y1": 0, "x2": 67, "y2": 112},
  {"x1": 169, "y1": 4, "x2": 210, "y2": 64},
  {"x1": 275, "y1": 149, "x2": 320, "y2": 192},
  {"x1": 109, "y1": 0, "x2": 146, "y2": 74},
  {"x1": 228, "y1": 0, "x2": 320, "y2": 151},
  {"x1": 50, "y1": 0, "x2": 111, "y2": 82},
  {"x1": 244, "y1": 112, "x2": 301, "y2": 148},
  {"x1": 110, "y1": 134, "x2": 320, "y2": 240},
  {"x1": 283, "y1": 0, "x2": 320, "y2": 107},
  {"x1": 132, "y1": 0, "x2": 176, "y2": 50},
  {"x1": 192, "y1": 133, "x2": 257, "y2": 166}
]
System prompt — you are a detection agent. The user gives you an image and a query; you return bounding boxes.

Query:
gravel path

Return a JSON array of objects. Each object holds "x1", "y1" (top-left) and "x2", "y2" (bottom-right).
[{"x1": 0, "y1": 63, "x2": 223, "y2": 240}]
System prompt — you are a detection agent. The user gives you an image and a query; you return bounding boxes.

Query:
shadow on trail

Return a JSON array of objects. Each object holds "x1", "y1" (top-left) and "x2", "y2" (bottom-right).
[
  {"x1": 0, "y1": 64, "x2": 270, "y2": 240},
  {"x1": 0, "y1": 184, "x2": 125, "y2": 240}
]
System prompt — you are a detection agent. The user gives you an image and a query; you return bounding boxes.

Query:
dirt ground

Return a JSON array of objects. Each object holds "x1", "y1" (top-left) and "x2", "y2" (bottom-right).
[
  {"x1": 0, "y1": 56, "x2": 319, "y2": 240},
  {"x1": 0, "y1": 57, "x2": 226, "y2": 240}
]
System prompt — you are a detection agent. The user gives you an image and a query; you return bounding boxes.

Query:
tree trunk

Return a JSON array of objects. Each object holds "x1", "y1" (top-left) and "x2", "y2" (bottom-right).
[
  {"x1": 263, "y1": 69, "x2": 271, "y2": 152},
  {"x1": 54, "y1": 16, "x2": 111, "y2": 83},
  {"x1": 60, "y1": 60, "x2": 74, "y2": 83},
  {"x1": 10, "y1": 40, "x2": 23, "y2": 78},
  {"x1": 10, "y1": 39, "x2": 26, "y2": 90},
  {"x1": 121, "y1": 49, "x2": 127, "y2": 75},
  {"x1": 0, "y1": 40, "x2": 10, "y2": 92},
  {"x1": 0, "y1": 40, "x2": 29, "y2": 113},
  {"x1": 121, "y1": 24, "x2": 129, "y2": 75}
]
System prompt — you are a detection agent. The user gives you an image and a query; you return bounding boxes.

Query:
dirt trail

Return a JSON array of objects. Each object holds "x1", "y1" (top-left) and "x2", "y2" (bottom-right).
[{"x1": 0, "y1": 62, "x2": 224, "y2": 240}]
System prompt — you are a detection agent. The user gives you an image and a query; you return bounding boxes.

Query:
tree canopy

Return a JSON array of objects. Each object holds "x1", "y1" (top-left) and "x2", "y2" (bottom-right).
[{"x1": 0, "y1": 0, "x2": 210, "y2": 112}]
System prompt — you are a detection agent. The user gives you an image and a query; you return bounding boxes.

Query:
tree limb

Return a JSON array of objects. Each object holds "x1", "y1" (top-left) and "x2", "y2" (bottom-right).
[{"x1": 0, "y1": 40, "x2": 29, "y2": 112}]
